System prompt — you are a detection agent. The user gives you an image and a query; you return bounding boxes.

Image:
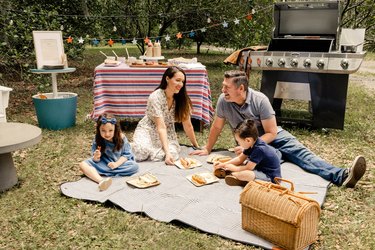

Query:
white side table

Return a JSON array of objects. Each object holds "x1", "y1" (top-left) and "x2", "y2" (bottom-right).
[{"x1": 30, "y1": 67, "x2": 76, "y2": 98}]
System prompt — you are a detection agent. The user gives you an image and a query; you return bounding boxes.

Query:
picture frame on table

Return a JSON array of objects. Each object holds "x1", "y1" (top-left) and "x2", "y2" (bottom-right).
[{"x1": 32, "y1": 31, "x2": 65, "y2": 69}]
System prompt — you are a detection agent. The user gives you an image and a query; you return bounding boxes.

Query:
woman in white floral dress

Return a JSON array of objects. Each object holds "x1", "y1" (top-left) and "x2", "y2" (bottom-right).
[{"x1": 132, "y1": 66, "x2": 199, "y2": 165}]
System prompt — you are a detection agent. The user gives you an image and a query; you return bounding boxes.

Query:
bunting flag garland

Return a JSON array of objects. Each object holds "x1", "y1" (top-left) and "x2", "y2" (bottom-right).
[
  {"x1": 1, "y1": 4, "x2": 273, "y2": 46},
  {"x1": 92, "y1": 38, "x2": 99, "y2": 46},
  {"x1": 176, "y1": 32, "x2": 183, "y2": 39},
  {"x1": 80, "y1": 7, "x2": 268, "y2": 45},
  {"x1": 107, "y1": 38, "x2": 114, "y2": 46},
  {"x1": 66, "y1": 36, "x2": 73, "y2": 43},
  {"x1": 63, "y1": 8, "x2": 259, "y2": 46}
]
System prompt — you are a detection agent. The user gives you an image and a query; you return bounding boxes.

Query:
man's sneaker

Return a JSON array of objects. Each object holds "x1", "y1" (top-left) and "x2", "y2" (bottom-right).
[
  {"x1": 342, "y1": 156, "x2": 366, "y2": 188},
  {"x1": 98, "y1": 177, "x2": 112, "y2": 191}
]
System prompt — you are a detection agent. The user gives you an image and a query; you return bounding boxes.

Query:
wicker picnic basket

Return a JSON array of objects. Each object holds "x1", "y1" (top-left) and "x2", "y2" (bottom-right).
[{"x1": 240, "y1": 178, "x2": 321, "y2": 250}]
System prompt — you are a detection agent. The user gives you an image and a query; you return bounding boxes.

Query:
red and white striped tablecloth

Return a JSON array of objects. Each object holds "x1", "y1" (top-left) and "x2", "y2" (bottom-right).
[{"x1": 91, "y1": 64, "x2": 214, "y2": 124}]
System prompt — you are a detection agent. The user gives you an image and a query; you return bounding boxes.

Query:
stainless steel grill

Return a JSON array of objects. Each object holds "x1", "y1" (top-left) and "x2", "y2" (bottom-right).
[{"x1": 241, "y1": 0, "x2": 366, "y2": 129}]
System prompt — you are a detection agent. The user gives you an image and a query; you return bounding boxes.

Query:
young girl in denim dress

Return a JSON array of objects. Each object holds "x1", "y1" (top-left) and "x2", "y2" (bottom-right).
[{"x1": 79, "y1": 114, "x2": 139, "y2": 191}]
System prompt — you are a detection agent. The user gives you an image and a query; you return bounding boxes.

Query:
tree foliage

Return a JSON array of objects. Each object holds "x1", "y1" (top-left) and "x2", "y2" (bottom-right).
[
  {"x1": 340, "y1": 0, "x2": 375, "y2": 50},
  {"x1": 0, "y1": 0, "x2": 374, "y2": 80}
]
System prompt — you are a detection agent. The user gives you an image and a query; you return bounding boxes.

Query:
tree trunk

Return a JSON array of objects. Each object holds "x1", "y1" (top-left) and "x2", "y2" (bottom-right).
[
  {"x1": 196, "y1": 38, "x2": 204, "y2": 54},
  {"x1": 81, "y1": 0, "x2": 89, "y2": 16}
]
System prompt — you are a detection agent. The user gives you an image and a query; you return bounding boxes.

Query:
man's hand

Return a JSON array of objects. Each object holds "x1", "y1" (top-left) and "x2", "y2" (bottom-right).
[{"x1": 190, "y1": 146, "x2": 209, "y2": 156}]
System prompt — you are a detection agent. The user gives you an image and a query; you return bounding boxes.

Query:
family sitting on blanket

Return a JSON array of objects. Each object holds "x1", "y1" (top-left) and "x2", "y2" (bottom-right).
[
  {"x1": 81, "y1": 67, "x2": 367, "y2": 191},
  {"x1": 79, "y1": 114, "x2": 139, "y2": 191},
  {"x1": 191, "y1": 70, "x2": 367, "y2": 188}
]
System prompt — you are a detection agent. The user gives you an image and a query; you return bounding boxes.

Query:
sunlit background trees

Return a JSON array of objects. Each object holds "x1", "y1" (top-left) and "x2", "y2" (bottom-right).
[{"x1": 0, "y1": 0, "x2": 374, "y2": 79}]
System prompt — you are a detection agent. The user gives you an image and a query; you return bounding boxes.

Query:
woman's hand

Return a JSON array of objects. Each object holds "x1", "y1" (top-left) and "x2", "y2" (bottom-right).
[{"x1": 164, "y1": 153, "x2": 175, "y2": 165}]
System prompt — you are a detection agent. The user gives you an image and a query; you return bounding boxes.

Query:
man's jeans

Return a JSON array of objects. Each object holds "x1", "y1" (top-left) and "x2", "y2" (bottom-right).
[{"x1": 270, "y1": 130, "x2": 346, "y2": 185}]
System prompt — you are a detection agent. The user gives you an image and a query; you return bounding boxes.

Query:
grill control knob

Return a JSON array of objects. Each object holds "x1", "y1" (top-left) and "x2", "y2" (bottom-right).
[
  {"x1": 290, "y1": 58, "x2": 298, "y2": 67},
  {"x1": 341, "y1": 59, "x2": 349, "y2": 70},
  {"x1": 278, "y1": 58, "x2": 286, "y2": 67},
  {"x1": 303, "y1": 59, "x2": 311, "y2": 68},
  {"x1": 317, "y1": 59, "x2": 325, "y2": 69},
  {"x1": 265, "y1": 58, "x2": 273, "y2": 67}
]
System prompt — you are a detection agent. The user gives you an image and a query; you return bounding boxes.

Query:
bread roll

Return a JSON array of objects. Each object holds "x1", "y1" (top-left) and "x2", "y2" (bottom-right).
[
  {"x1": 192, "y1": 174, "x2": 206, "y2": 185},
  {"x1": 180, "y1": 157, "x2": 190, "y2": 168}
]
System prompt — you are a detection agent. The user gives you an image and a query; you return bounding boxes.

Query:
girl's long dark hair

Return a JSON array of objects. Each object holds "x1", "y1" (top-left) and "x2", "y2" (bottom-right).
[
  {"x1": 156, "y1": 66, "x2": 192, "y2": 122},
  {"x1": 95, "y1": 114, "x2": 123, "y2": 152}
]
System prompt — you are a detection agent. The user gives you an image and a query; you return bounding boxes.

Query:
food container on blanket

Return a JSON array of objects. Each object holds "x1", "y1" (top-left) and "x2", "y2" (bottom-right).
[{"x1": 240, "y1": 178, "x2": 321, "y2": 250}]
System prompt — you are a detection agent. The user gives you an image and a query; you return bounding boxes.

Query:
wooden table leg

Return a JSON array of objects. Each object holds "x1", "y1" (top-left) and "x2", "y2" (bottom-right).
[{"x1": 0, "y1": 153, "x2": 18, "y2": 192}]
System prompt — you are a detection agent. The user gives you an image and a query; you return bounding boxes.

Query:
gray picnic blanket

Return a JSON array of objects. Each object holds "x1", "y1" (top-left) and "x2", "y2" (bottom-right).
[{"x1": 60, "y1": 146, "x2": 330, "y2": 249}]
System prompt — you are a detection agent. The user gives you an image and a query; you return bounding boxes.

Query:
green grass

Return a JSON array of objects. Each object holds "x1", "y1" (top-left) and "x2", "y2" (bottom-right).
[{"x1": 1, "y1": 49, "x2": 374, "y2": 249}]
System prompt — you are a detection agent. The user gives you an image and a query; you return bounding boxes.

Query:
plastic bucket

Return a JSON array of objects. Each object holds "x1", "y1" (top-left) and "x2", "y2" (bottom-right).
[{"x1": 32, "y1": 92, "x2": 77, "y2": 130}]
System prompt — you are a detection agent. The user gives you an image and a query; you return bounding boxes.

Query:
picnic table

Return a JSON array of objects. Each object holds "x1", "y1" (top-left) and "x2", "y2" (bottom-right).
[{"x1": 90, "y1": 63, "x2": 214, "y2": 126}]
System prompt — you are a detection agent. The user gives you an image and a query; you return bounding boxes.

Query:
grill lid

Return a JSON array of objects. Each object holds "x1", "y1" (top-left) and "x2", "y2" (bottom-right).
[{"x1": 273, "y1": 1, "x2": 340, "y2": 39}]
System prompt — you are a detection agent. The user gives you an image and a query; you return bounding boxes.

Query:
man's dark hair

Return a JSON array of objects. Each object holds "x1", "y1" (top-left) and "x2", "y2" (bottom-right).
[{"x1": 224, "y1": 70, "x2": 248, "y2": 90}]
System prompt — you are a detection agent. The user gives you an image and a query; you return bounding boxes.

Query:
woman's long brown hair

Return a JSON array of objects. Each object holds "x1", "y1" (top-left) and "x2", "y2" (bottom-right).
[{"x1": 156, "y1": 66, "x2": 192, "y2": 122}]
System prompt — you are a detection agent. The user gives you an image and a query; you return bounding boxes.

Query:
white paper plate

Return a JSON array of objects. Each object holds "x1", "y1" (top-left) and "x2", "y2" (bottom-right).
[
  {"x1": 126, "y1": 173, "x2": 160, "y2": 188},
  {"x1": 186, "y1": 172, "x2": 219, "y2": 187}
]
